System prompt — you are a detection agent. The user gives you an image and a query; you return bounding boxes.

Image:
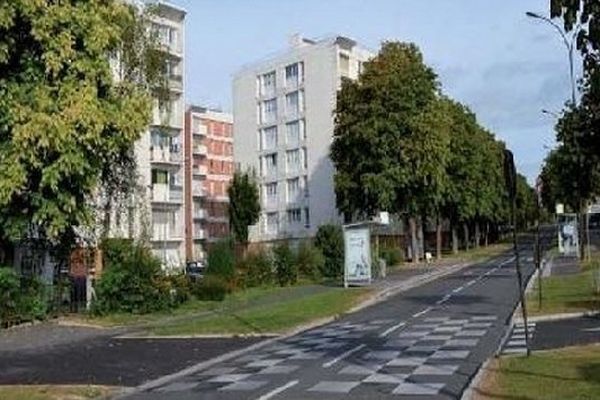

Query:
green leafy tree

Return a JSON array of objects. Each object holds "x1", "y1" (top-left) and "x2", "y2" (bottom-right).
[
  {"x1": 0, "y1": 1, "x2": 166, "y2": 252},
  {"x1": 227, "y1": 170, "x2": 260, "y2": 246},
  {"x1": 331, "y1": 41, "x2": 442, "y2": 262}
]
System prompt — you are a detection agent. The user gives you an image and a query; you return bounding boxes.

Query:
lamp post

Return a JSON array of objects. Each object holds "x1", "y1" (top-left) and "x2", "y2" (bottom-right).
[{"x1": 526, "y1": 11, "x2": 577, "y2": 105}]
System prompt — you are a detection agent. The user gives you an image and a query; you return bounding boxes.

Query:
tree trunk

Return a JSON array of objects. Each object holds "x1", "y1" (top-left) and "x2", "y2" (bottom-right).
[
  {"x1": 484, "y1": 222, "x2": 490, "y2": 247},
  {"x1": 102, "y1": 198, "x2": 112, "y2": 239},
  {"x1": 463, "y1": 223, "x2": 470, "y2": 251},
  {"x1": 418, "y1": 217, "x2": 425, "y2": 261},
  {"x1": 452, "y1": 225, "x2": 459, "y2": 254},
  {"x1": 436, "y1": 216, "x2": 443, "y2": 260},
  {"x1": 474, "y1": 222, "x2": 481, "y2": 249},
  {"x1": 409, "y1": 217, "x2": 419, "y2": 263}
]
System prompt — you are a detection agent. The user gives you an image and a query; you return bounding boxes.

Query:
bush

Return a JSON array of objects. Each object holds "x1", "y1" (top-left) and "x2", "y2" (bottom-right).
[
  {"x1": 0, "y1": 267, "x2": 20, "y2": 325},
  {"x1": 167, "y1": 273, "x2": 191, "y2": 306},
  {"x1": 295, "y1": 241, "x2": 324, "y2": 281},
  {"x1": 379, "y1": 246, "x2": 402, "y2": 267},
  {"x1": 100, "y1": 238, "x2": 133, "y2": 271},
  {"x1": 92, "y1": 242, "x2": 172, "y2": 315},
  {"x1": 237, "y1": 249, "x2": 273, "y2": 288},
  {"x1": 314, "y1": 224, "x2": 344, "y2": 278},
  {"x1": 0, "y1": 268, "x2": 48, "y2": 326},
  {"x1": 273, "y1": 242, "x2": 297, "y2": 286},
  {"x1": 206, "y1": 239, "x2": 235, "y2": 282},
  {"x1": 192, "y1": 275, "x2": 229, "y2": 301}
]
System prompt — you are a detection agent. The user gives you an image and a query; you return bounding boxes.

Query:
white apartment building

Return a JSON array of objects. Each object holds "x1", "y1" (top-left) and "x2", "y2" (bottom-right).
[
  {"x1": 109, "y1": 2, "x2": 186, "y2": 269},
  {"x1": 233, "y1": 35, "x2": 372, "y2": 242}
]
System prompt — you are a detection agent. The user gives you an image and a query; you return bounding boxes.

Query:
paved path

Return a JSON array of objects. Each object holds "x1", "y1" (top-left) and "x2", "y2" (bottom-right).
[
  {"x1": 124, "y1": 235, "x2": 550, "y2": 400},
  {"x1": 532, "y1": 315, "x2": 600, "y2": 350}
]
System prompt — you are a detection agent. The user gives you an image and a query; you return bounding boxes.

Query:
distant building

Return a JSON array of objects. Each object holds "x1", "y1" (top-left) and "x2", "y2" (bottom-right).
[
  {"x1": 233, "y1": 35, "x2": 373, "y2": 242},
  {"x1": 184, "y1": 106, "x2": 234, "y2": 261}
]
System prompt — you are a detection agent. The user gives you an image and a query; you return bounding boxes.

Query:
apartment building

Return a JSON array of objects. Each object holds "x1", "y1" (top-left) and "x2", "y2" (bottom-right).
[
  {"x1": 108, "y1": 2, "x2": 186, "y2": 269},
  {"x1": 184, "y1": 106, "x2": 234, "y2": 261},
  {"x1": 233, "y1": 35, "x2": 372, "y2": 242}
]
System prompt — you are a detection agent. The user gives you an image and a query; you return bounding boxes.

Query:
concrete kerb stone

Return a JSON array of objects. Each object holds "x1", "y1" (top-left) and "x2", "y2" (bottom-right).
[
  {"x1": 459, "y1": 357, "x2": 493, "y2": 400},
  {"x1": 118, "y1": 255, "x2": 504, "y2": 399}
]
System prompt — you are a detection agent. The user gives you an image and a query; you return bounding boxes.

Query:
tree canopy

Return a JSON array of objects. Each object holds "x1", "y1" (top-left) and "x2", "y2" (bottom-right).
[
  {"x1": 228, "y1": 170, "x2": 260, "y2": 245},
  {"x1": 0, "y1": 0, "x2": 165, "y2": 247}
]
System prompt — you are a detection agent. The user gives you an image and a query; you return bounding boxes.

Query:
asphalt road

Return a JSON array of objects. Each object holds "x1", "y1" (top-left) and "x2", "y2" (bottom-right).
[
  {"x1": 125, "y1": 233, "x2": 553, "y2": 400},
  {"x1": 533, "y1": 315, "x2": 600, "y2": 350}
]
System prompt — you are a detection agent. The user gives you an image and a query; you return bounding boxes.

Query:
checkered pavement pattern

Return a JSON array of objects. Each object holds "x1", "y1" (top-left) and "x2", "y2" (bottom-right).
[{"x1": 151, "y1": 315, "x2": 498, "y2": 398}]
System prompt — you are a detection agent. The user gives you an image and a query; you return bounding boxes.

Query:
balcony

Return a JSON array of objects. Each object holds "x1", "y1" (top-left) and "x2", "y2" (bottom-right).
[
  {"x1": 194, "y1": 228, "x2": 206, "y2": 240},
  {"x1": 192, "y1": 184, "x2": 204, "y2": 197},
  {"x1": 193, "y1": 123, "x2": 207, "y2": 136},
  {"x1": 193, "y1": 165, "x2": 208, "y2": 176},
  {"x1": 152, "y1": 107, "x2": 183, "y2": 129},
  {"x1": 151, "y1": 184, "x2": 183, "y2": 204},
  {"x1": 151, "y1": 147, "x2": 182, "y2": 165},
  {"x1": 169, "y1": 74, "x2": 183, "y2": 92},
  {"x1": 151, "y1": 223, "x2": 183, "y2": 242},
  {"x1": 193, "y1": 144, "x2": 207, "y2": 156},
  {"x1": 193, "y1": 209, "x2": 206, "y2": 220}
]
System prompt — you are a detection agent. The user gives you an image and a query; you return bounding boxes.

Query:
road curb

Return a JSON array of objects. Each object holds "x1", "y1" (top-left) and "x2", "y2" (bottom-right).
[{"x1": 460, "y1": 357, "x2": 492, "y2": 400}]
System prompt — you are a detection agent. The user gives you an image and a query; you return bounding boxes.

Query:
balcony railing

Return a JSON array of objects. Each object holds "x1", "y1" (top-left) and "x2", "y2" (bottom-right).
[
  {"x1": 151, "y1": 184, "x2": 183, "y2": 203},
  {"x1": 193, "y1": 209, "x2": 206, "y2": 220},
  {"x1": 192, "y1": 184, "x2": 204, "y2": 197},
  {"x1": 151, "y1": 147, "x2": 182, "y2": 164},
  {"x1": 193, "y1": 144, "x2": 207, "y2": 155},
  {"x1": 193, "y1": 123, "x2": 207, "y2": 136},
  {"x1": 193, "y1": 165, "x2": 208, "y2": 176},
  {"x1": 194, "y1": 228, "x2": 206, "y2": 240}
]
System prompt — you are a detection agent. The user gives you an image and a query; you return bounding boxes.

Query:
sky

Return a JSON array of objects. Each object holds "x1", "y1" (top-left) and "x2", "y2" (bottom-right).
[{"x1": 168, "y1": 0, "x2": 579, "y2": 184}]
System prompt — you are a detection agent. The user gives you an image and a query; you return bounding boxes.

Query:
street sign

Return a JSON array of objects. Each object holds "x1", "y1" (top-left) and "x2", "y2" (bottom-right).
[
  {"x1": 343, "y1": 225, "x2": 372, "y2": 288},
  {"x1": 556, "y1": 203, "x2": 565, "y2": 215}
]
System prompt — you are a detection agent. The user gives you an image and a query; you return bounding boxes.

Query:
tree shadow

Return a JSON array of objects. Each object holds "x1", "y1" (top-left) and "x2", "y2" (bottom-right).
[{"x1": 578, "y1": 361, "x2": 600, "y2": 385}]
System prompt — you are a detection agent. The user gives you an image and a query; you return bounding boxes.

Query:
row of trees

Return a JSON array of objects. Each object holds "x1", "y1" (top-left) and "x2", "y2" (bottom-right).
[
  {"x1": 331, "y1": 42, "x2": 536, "y2": 262},
  {"x1": 539, "y1": 1, "x2": 600, "y2": 259}
]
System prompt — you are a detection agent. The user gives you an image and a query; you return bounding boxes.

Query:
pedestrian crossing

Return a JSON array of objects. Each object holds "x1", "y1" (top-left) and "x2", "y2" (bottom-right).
[{"x1": 501, "y1": 322, "x2": 536, "y2": 355}]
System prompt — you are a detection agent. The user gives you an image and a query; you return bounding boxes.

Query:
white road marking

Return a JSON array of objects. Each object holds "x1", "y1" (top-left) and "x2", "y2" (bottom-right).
[
  {"x1": 379, "y1": 322, "x2": 406, "y2": 338},
  {"x1": 436, "y1": 294, "x2": 452, "y2": 305},
  {"x1": 412, "y1": 307, "x2": 432, "y2": 318},
  {"x1": 255, "y1": 380, "x2": 299, "y2": 400},
  {"x1": 499, "y1": 257, "x2": 516, "y2": 267},
  {"x1": 583, "y1": 326, "x2": 600, "y2": 332},
  {"x1": 322, "y1": 344, "x2": 366, "y2": 368},
  {"x1": 465, "y1": 279, "x2": 477, "y2": 287},
  {"x1": 452, "y1": 286, "x2": 464, "y2": 293}
]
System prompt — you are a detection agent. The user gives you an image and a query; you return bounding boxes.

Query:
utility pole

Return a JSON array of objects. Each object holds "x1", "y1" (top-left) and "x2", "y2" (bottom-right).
[{"x1": 504, "y1": 149, "x2": 531, "y2": 356}]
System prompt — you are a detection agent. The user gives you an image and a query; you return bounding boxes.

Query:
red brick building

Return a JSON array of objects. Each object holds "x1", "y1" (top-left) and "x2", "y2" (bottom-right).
[{"x1": 184, "y1": 106, "x2": 233, "y2": 261}]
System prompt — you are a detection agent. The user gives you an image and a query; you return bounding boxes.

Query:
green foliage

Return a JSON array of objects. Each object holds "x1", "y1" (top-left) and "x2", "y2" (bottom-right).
[
  {"x1": 92, "y1": 242, "x2": 172, "y2": 315},
  {"x1": 192, "y1": 275, "x2": 229, "y2": 301},
  {"x1": 273, "y1": 242, "x2": 297, "y2": 286},
  {"x1": 100, "y1": 238, "x2": 134, "y2": 270},
  {"x1": 314, "y1": 224, "x2": 344, "y2": 278},
  {"x1": 228, "y1": 171, "x2": 260, "y2": 244},
  {"x1": 0, "y1": 267, "x2": 20, "y2": 325},
  {"x1": 379, "y1": 246, "x2": 402, "y2": 267},
  {"x1": 206, "y1": 239, "x2": 236, "y2": 282},
  {"x1": 295, "y1": 241, "x2": 325, "y2": 282},
  {"x1": 167, "y1": 273, "x2": 191, "y2": 306},
  {"x1": 237, "y1": 250, "x2": 274, "y2": 288},
  {"x1": 0, "y1": 267, "x2": 48, "y2": 326},
  {"x1": 0, "y1": 1, "x2": 167, "y2": 246}
]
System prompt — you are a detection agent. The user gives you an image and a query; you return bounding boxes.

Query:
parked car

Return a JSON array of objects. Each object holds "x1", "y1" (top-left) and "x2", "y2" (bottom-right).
[{"x1": 185, "y1": 261, "x2": 205, "y2": 282}]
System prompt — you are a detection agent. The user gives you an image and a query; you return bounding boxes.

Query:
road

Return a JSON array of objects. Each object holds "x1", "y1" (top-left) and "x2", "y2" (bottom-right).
[{"x1": 125, "y1": 232, "x2": 553, "y2": 400}]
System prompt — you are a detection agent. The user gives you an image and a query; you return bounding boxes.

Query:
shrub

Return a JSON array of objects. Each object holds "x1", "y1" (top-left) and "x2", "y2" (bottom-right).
[
  {"x1": 167, "y1": 273, "x2": 191, "y2": 306},
  {"x1": 0, "y1": 267, "x2": 20, "y2": 325},
  {"x1": 100, "y1": 238, "x2": 133, "y2": 271},
  {"x1": 92, "y1": 242, "x2": 171, "y2": 315},
  {"x1": 379, "y1": 246, "x2": 403, "y2": 267},
  {"x1": 192, "y1": 275, "x2": 229, "y2": 301},
  {"x1": 273, "y1": 242, "x2": 297, "y2": 286},
  {"x1": 0, "y1": 268, "x2": 48, "y2": 326},
  {"x1": 295, "y1": 241, "x2": 324, "y2": 281},
  {"x1": 314, "y1": 224, "x2": 344, "y2": 278},
  {"x1": 206, "y1": 239, "x2": 235, "y2": 282},
  {"x1": 237, "y1": 249, "x2": 273, "y2": 288}
]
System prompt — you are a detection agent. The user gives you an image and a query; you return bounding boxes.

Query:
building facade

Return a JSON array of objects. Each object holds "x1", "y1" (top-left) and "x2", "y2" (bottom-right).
[
  {"x1": 184, "y1": 106, "x2": 234, "y2": 261},
  {"x1": 108, "y1": 2, "x2": 187, "y2": 269},
  {"x1": 233, "y1": 35, "x2": 372, "y2": 242}
]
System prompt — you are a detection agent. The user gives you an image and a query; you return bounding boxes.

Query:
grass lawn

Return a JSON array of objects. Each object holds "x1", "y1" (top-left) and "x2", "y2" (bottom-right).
[
  {"x1": 0, "y1": 385, "x2": 115, "y2": 400},
  {"x1": 149, "y1": 286, "x2": 371, "y2": 336},
  {"x1": 474, "y1": 344, "x2": 600, "y2": 400},
  {"x1": 527, "y1": 259, "x2": 600, "y2": 316}
]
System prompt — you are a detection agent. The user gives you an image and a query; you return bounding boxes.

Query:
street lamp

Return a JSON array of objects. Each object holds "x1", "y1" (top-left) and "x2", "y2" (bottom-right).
[{"x1": 526, "y1": 11, "x2": 578, "y2": 105}]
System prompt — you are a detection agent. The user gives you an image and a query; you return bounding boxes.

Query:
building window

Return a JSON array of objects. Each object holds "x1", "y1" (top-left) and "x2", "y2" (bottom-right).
[
  {"x1": 261, "y1": 126, "x2": 277, "y2": 150},
  {"x1": 261, "y1": 98, "x2": 277, "y2": 124},
  {"x1": 286, "y1": 120, "x2": 301, "y2": 145},
  {"x1": 287, "y1": 178, "x2": 300, "y2": 202},
  {"x1": 264, "y1": 153, "x2": 277, "y2": 174},
  {"x1": 304, "y1": 207, "x2": 310, "y2": 228},
  {"x1": 302, "y1": 175, "x2": 309, "y2": 197},
  {"x1": 152, "y1": 170, "x2": 168, "y2": 184},
  {"x1": 287, "y1": 208, "x2": 302, "y2": 224},
  {"x1": 265, "y1": 182, "x2": 277, "y2": 203},
  {"x1": 285, "y1": 91, "x2": 302, "y2": 118},
  {"x1": 302, "y1": 147, "x2": 307, "y2": 169},
  {"x1": 285, "y1": 62, "x2": 303, "y2": 87},
  {"x1": 339, "y1": 53, "x2": 350, "y2": 76},
  {"x1": 266, "y1": 212, "x2": 278, "y2": 234},
  {"x1": 259, "y1": 71, "x2": 276, "y2": 96},
  {"x1": 286, "y1": 149, "x2": 300, "y2": 172}
]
